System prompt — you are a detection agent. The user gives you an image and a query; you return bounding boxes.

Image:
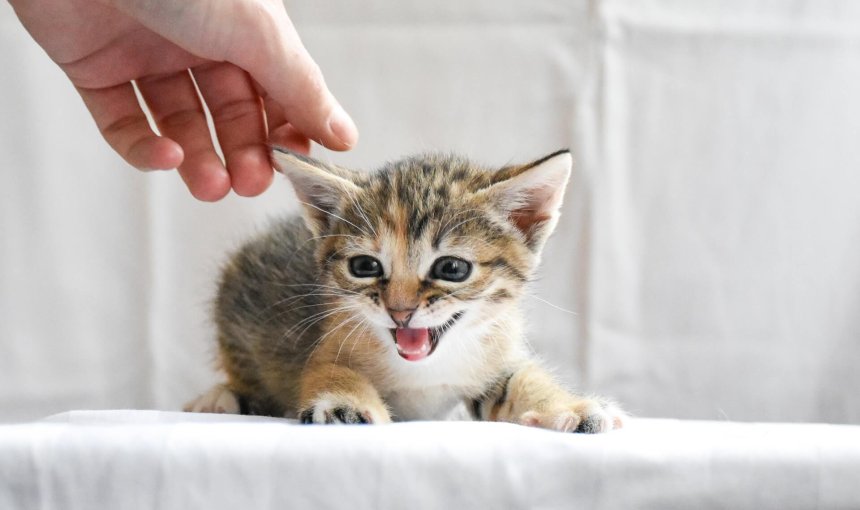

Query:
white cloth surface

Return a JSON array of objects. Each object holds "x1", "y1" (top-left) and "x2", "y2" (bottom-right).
[
  {"x1": 0, "y1": 410, "x2": 858, "y2": 509},
  {"x1": 2, "y1": 0, "x2": 860, "y2": 424}
]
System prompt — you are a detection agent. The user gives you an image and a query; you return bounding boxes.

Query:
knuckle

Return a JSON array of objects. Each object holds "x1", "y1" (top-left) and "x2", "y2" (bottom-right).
[
  {"x1": 102, "y1": 115, "x2": 149, "y2": 138},
  {"x1": 211, "y1": 98, "x2": 261, "y2": 125}
]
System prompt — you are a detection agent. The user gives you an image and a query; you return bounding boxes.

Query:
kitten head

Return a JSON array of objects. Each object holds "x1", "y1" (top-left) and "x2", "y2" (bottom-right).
[{"x1": 273, "y1": 149, "x2": 571, "y2": 363}]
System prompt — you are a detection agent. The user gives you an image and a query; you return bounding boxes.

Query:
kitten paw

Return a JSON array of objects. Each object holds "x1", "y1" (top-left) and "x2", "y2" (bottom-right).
[
  {"x1": 298, "y1": 393, "x2": 390, "y2": 425},
  {"x1": 183, "y1": 384, "x2": 241, "y2": 414},
  {"x1": 519, "y1": 398, "x2": 627, "y2": 433}
]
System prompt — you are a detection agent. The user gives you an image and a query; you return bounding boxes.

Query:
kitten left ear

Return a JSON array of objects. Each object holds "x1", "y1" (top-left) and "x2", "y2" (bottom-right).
[
  {"x1": 271, "y1": 147, "x2": 361, "y2": 235},
  {"x1": 485, "y1": 149, "x2": 572, "y2": 252}
]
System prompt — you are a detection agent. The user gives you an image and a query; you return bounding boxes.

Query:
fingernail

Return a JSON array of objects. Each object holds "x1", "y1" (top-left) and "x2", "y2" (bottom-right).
[{"x1": 327, "y1": 105, "x2": 358, "y2": 149}]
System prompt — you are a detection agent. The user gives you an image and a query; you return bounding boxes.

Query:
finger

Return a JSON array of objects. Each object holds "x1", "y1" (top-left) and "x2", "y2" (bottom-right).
[
  {"x1": 76, "y1": 83, "x2": 183, "y2": 170},
  {"x1": 192, "y1": 63, "x2": 272, "y2": 197},
  {"x1": 111, "y1": 0, "x2": 358, "y2": 150},
  {"x1": 259, "y1": 87, "x2": 288, "y2": 132},
  {"x1": 136, "y1": 70, "x2": 230, "y2": 202},
  {"x1": 270, "y1": 123, "x2": 311, "y2": 155},
  {"x1": 226, "y1": 6, "x2": 358, "y2": 151},
  {"x1": 262, "y1": 92, "x2": 311, "y2": 155}
]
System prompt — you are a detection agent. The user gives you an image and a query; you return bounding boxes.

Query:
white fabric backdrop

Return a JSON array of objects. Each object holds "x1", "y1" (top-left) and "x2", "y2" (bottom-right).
[{"x1": 1, "y1": 0, "x2": 859, "y2": 424}]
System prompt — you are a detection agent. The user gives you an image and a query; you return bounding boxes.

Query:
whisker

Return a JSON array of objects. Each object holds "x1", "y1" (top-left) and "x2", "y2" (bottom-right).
[
  {"x1": 280, "y1": 233, "x2": 363, "y2": 273},
  {"x1": 274, "y1": 307, "x2": 360, "y2": 356},
  {"x1": 254, "y1": 292, "x2": 350, "y2": 324},
  {"x1": 344, "y1": 186, "x2": 377, "y2": 238},
  {"x1": 442, "y1": 215, "x2": 485, "y2": 237},
  {"x1": 280, "y1": 303, "x2": 360, "y2": 343},
  {"x1": 347, "y1": 320, "x2": 372, "y2": 367},
  {"x1": 300, "y1": 313, "x2": 361, "y2": 373},
  {"x1": 523, "y1": 293, "x2": 579, "y2": 315},
  {"x1": 298, "y1": 200, "x2": 369, "y2": 236},
  {"x1": 278, "y1": 283, "x2": 363, "y2": 296},
  {"x1": 333, "y1": 316, "x2": 369, "y2": 366},
  {"x1": 438, "y1": 208, "x2": 486, "y2": 233}
]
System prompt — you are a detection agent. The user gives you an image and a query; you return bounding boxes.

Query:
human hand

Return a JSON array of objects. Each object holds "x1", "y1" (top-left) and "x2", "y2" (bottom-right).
[{"x1": 10, "y1": 0, "x2": 358, "y2": 201}]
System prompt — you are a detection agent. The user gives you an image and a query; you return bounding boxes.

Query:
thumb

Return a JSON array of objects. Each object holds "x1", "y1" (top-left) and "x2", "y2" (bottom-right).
[{"x1": 229, "y1": 8, "x2": 358, "y2": 151}]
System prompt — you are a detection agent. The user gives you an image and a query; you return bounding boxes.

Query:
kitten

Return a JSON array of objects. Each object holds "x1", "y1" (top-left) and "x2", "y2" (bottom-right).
[{"x1": 185, "y1": 148, "x2": 626, "y2": 433}]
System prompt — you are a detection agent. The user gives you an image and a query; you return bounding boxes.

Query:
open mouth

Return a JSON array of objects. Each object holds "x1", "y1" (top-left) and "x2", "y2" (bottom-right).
[{"x1": 390, "y1": 311, "x2": 464, "y2": 362}]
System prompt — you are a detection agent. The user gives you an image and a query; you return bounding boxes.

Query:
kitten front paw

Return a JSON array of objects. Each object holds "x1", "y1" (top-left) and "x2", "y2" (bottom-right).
[
  {"x1": 183, "y1": 383, "x2": 241, "y2": 414},
  {"x1": 298, "y1": 393, "x2": 391, "y2": 425},
  {"x1": 519, "y1": 398, "x2": 627, "y2": 434}
]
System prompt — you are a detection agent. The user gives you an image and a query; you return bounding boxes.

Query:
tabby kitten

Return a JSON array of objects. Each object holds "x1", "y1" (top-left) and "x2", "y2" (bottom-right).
[{"x1": 185, "y1": 148, "x2": 625, "y2": 433}]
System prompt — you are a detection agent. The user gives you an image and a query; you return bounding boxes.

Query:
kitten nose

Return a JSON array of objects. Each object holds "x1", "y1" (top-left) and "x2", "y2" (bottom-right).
[{"x1": 388, "y1": 308, "x2": 415, "y2": 328}]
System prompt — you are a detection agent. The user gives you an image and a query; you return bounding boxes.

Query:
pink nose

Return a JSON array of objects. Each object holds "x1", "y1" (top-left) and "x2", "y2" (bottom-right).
[{"x1": 388, "y1": 309, "x2": 415, "y2": 328}]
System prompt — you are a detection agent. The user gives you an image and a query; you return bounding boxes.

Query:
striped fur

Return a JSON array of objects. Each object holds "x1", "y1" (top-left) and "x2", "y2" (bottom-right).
[{"x1": 193, "y1": 149, "x2": 625, "y2": 432}]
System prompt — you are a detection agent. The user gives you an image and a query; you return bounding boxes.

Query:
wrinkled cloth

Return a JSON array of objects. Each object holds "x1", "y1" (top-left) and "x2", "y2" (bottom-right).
[{"x1": 0, "y1": 411, "x2": 858, "y2": 509}]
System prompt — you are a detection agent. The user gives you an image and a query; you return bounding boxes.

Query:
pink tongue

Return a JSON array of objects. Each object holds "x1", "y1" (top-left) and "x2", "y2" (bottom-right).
[{"x1": 394, "y1": 328, "x2": 431, "y2": 361}]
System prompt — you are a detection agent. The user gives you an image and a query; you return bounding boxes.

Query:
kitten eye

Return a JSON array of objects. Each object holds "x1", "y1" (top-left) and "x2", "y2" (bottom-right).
[
  {"x1": 349, "y1": 255, "x2": 383, "y2": 278},
  {"x1": 430, "y1": 256, "x2": 472, "y2": 282}
]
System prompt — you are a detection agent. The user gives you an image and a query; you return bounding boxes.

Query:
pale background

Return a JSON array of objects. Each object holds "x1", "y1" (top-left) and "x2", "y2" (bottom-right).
[{"x1": 2, "y1": 0, "x2": 859, "y2": 424}]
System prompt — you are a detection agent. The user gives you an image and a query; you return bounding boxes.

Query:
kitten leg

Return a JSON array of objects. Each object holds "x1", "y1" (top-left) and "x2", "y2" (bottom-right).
[
  {"x1": 473, "y1": 363, "x2": 627, "y2": 433},
  {"x1": 298, "y1": 364, "x2": 391, "y2": 424},
  {"x1": 183, "y1": 383, "x2": 241, "y2": 414}
]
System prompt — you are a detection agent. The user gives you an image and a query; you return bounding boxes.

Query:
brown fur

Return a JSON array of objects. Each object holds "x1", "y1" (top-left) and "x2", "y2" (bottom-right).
[{"x1": 191, "y1": 149, "x2": 625, "y2": 432}]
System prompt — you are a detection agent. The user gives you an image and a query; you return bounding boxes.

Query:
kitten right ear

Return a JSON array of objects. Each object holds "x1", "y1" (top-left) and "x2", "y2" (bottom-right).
[
  {"x1": 482, "y1": 150, "x2": 572, "y2": 253},
  {"x1": 271, "y1": 148, "x2": 360, "y2": 235}
]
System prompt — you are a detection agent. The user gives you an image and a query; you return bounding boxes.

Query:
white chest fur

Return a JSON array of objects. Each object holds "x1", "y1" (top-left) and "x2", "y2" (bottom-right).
[{"x1": 362, "y1": 321, "x2": 512, "y2": 420}]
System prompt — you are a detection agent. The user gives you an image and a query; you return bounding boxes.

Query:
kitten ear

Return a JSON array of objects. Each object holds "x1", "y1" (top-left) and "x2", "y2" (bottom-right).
[
  {"x1": 485, "y1": 150, "x2": 572, "y2": 252},
  {"x1": 271, "y1": 147, "x2": 361, "y2": 235}
]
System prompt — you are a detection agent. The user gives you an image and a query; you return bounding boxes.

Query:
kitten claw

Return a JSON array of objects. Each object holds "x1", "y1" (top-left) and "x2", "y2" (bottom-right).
[
  {"x1": 298, "y1": 394, "x2": 389, "y2": 425},
  {"x1": 519, "y1": 399, "x2": 627, "y2": 434}
]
